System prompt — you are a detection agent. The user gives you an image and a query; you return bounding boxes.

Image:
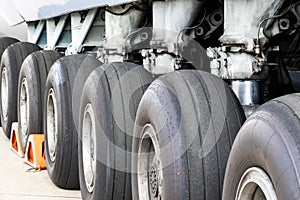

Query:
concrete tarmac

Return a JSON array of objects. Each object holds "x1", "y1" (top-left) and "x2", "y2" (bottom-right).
[{"x1": 0, "y1": 130, "x2": 82, "y2": 200}]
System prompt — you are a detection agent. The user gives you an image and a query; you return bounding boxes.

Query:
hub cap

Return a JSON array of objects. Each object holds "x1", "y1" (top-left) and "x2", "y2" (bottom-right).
[
  {"x1": 1, "y1": 67, "x2": 8, "y2": 121},
  {"x1": 47, "y1": 89, "x2": 58, "y2": 162},
  {"x1": 82, "y1": 103, "x2": 96, "y2": 193},
  {"x1": 20, "y1": 78, "x2": 29, "y2": 142},
  {"x1": 138, "y1": 124, "x2": 163, "y2": 200},
  {"x1": 236, "y1": 167, "x2": 278, "y2": 200},
  {"x1": 149, "y1": 164, "x2": 158, "y2": 196}
]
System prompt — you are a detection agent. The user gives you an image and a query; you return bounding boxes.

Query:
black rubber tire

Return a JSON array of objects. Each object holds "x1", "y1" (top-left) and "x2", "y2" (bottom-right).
[
  {"x1": 0, "y1": 42, "x2": 41, "y2": 138},
  {"x1": 0, "y1": 37, "x2": 19, "y2": 127},
  {"x1": 132, "y1": 70, "x2": 246, "y2": 200},
  {"x1": 0, "y1": 37, "x2": 19, "y2": 59},
  {"x1": 44, "y1": 55, "x2": 102, "y2": 189},
  {"x1": 17, "y1": 50, "x2": 62, "y2": 150},
  {"x1": 78, "y1": 62, "x2": 153, "y2": 200},
  {"x1": 223, "y1": 93, "x2": 300, "y2": 200}
]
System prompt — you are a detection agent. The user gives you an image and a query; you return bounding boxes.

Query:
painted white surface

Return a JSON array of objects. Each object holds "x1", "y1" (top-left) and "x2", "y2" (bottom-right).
[
  {"x1": 0, "y1": 15, "x2": 27, "y2": 41},
  {"x1": 0, "y1": 0, "x2": 136, "y2": 25},
  {"x1": 0, "y1": 0, "x2": 24, "y2": 25}
]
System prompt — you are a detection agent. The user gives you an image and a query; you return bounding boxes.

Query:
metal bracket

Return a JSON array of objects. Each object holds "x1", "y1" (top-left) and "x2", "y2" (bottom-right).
[
  {"x1": 27, "y1": 20, "x2": 45, "y2": 44},
  {"x1": 44, "y1": 15, "x2": 68, "y2": 50},
  {"x1": 67, "y1": 8, "x2": 98, "y2": 54}
]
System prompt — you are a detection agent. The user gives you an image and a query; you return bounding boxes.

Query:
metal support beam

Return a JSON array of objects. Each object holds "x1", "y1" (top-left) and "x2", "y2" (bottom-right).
[
  {"x1": 67, "y1": 8, "x2": 98, "y2": 54},
  {"x1": 27, "y1": 20, "x2": 45, "y2": 44},
  {"x1": 44, "y1": 15, "x2": 68, "y2": 50}
]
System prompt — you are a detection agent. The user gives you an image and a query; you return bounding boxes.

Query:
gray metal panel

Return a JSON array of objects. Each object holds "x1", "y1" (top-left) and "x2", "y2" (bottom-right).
[
  {"x1": 1, "y1": 0, "x2": 136, "y2": 25},
  {"x1": 0, "y1": 0, "x2": 24, "y2": 25},
  {"x1": 0, "y1": 15, "x2": 27, "y2": 40}
]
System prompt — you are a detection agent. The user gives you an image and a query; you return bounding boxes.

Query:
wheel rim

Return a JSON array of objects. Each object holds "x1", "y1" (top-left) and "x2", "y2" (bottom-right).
[
  {"x1": 47, "y1": 89, "x2": 58, "y2": 162},
  {"x1": 236, "y1": 167, "x2": 278, "y2": 200},
  {"x1": 1, "y1": 67, "x2": 8, "y2": 121},
  {"x1": 20, "y1": 78, "x2": 29, "y2": 141},
  {"x1": 137, "y1": 124, "x2": 163, "y2": 200},
  {"x1": 82, "y1": 103, "x2": 96, "y2": 193}
]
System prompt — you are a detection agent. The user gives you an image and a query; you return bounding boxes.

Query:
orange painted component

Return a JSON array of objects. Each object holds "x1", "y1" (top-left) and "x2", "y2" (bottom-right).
[
  {"x1": 9, "y1": 122, "x2": 25, "y2": 157},
  {"x1": 24, "y1": 134, "x2": 46, "y2": 170}
]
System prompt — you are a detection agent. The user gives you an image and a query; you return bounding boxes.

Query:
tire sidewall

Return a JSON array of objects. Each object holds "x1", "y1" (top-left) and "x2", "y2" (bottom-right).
[
  {"x1": 18, "y1": 56, "x2": 39, "y2": 148},
  {"x1": 0, "y1": 42, "x2": 40, "y2": 137},
  {"x1": 44, "y1": 61, "x2": 73, "y2": 185},
  {"x1": 0, "y1": 49, "x2": 18, "y2": 137},
  {"x1": 78, "y1": 68, "x2": 112, "y2": 200},
  {"x1": 223, "y1": 108, "x2": 300, "y2": 199},
  {"x1": 132, "y1": 79, "x2": 186, "y2": 200}
]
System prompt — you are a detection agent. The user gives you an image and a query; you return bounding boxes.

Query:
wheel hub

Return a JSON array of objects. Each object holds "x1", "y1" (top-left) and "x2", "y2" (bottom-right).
[
  {"x1": 236, "y1": 167, "x2": 278, "y2": 200},
  {"x1": 137, "y1": 124, "x2": 163, "y2": 200},
  {"x1": 20, "y1": 78, "x2": 29, "y2": 139},
  {"x1": 90, "y1": 138, "x2": 95, "y2": 161},
  {"x1": 47, "y1": 89, "x2": 58, "y2": 162},
  {"x1": 1, "y1": 67, "x2": 8, "y2": 121},
  {"x1": 149, "y1": 164, "x2": 158, "y2": 197},
  {"x1": 82, "y1": 103, "x2": 96, "y2": 193}
]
